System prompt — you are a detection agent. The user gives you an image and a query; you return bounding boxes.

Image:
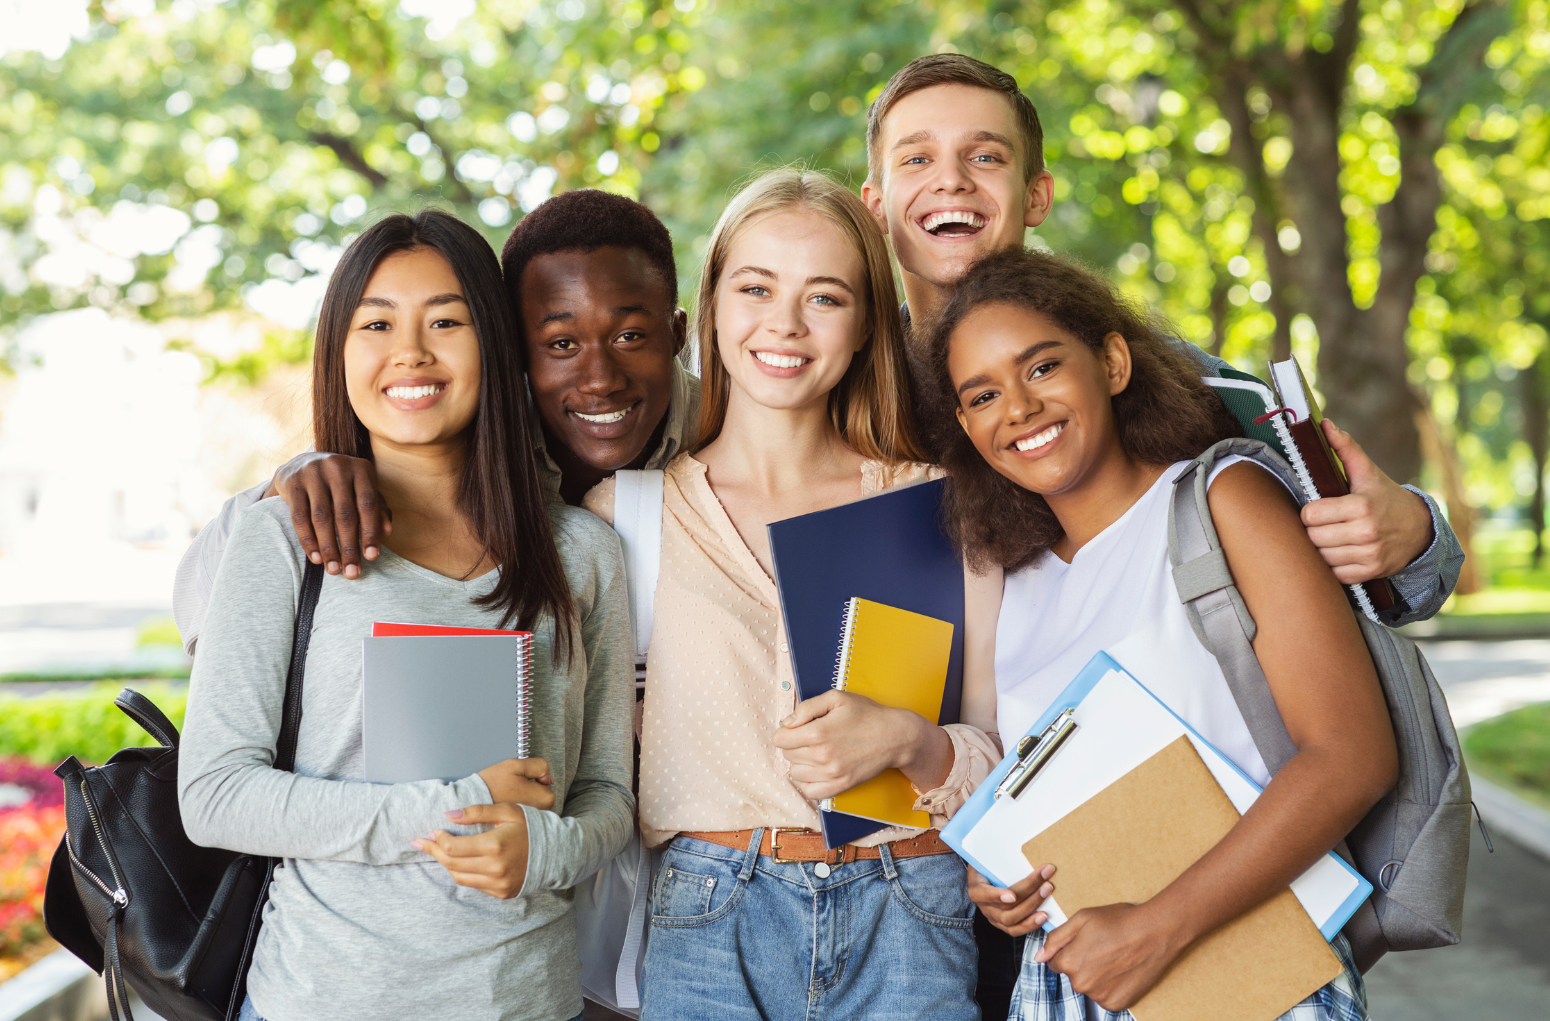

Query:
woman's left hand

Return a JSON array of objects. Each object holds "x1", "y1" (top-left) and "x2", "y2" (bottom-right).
[
  {"x1": 412, "y1": 803, "x2": 531, "y2": 899},
  {"x1": 1035, "y1": 902, "x2": 1187, "y2": 1011},
  {"x1": 772, "y1": 690, "x2": 950, "y2": 800}
]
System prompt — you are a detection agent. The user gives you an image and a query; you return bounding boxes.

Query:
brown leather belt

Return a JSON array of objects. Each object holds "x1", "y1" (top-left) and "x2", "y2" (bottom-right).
[{"x1": 679, "y1": 827, "x2": 952, "y2": 864}]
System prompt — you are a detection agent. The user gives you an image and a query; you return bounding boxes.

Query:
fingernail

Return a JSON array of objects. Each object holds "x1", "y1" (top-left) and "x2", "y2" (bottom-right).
[
  {"x1": 309, "y1": 551, "x2": 322, "y2": 563},
  {"x1": 365, "y1": 547, "x2": 379, "y2": 559},
  {"x1": 1000, "y1": 892, "x2": 1016, "y2": 903},
  {"x1": 344, "y1": 564, "x2": 359, "y2": 579},
  {"x1": 781, "y1": 715, "x2": 795, "y2": 726},
  {"x1": 1039, "y1": 883, "x2": 1053, "y2": 898},
  {"x1": 327, "y1": 561, "x2": 339, "y2": 573},
  {"x1": 1042, "y1": 865, "x2": 1056, "y2": 878},
  {"x1": 444, "y1": 808, "x2": 463, "y2": 820},
  {"x1": 410, "y1": 839, "x2": 423, "y2": 851}
]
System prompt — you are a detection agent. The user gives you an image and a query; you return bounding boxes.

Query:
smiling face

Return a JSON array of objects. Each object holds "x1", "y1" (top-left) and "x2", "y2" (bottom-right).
[
  {"x1": 522, "y1": 246, "x2": 684, "y2": 472},
  {"x1": 948, "y1": 302, "x2": 1131, "y2": 498},
  {"x1": 343, "y1": 247, "x2": 482, "y2": 453},
  {"x1": 712, "y1": 208, "x2": 869, "y2": 415},
  {"x1": 862, "y1": 83, "x2": 1053, "y2": 300}
]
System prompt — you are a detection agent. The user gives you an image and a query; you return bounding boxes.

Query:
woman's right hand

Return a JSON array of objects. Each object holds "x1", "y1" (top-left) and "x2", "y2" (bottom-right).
[
  {"x1": 271, "y1": 451, "x2": 391, "y2": 578},
  {"x1": 968, "y1": 863, "x2": 1056, "y2": 936},
  {"x1": 476, "y1": 758, "x2": 555, "y2": 810}
]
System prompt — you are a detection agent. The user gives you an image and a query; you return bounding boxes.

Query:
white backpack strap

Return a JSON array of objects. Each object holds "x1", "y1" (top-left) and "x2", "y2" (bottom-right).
[{"x1": 612, "y1": 470, "x2": 665, "y2": 667}]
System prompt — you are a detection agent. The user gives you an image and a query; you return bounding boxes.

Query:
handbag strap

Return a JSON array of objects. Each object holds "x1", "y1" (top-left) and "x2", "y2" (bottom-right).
[{"x1": 274, "y1": 561, "x2": 325, "y2": 772}]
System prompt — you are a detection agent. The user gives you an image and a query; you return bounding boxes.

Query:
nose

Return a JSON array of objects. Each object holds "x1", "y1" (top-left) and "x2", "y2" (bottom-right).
[
  {"x1": 1006, "y1": 379, "x2": 1043, "y2": 424},
  {"x1": 930, "y1": 155, "x2": 973, "y2": 196},
  {"x1": 573, "y1": 341, "x2": 628, "y2": 397},
  {"x1": 390, "y1": 321, "x2": 434, "y2": 368},
  {"x1": 764, "y1": 290, "x2": 808, "y2": 340}
]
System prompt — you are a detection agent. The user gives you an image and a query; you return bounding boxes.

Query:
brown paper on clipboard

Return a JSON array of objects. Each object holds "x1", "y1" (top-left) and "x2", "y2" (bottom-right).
[{"x1": 1021, "y1": 736, "x2": 1341, "y2": 1021}]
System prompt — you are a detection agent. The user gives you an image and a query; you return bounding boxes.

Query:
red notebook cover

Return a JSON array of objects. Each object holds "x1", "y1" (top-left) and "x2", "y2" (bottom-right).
[{"x1": 371, "y1": 622, "x2": 528, "y2": 637}]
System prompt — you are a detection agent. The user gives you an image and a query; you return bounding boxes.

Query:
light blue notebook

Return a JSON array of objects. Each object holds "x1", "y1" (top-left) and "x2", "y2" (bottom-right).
[{"x1": 942, "y1": 650, "x2": 1372, "y2": 941}]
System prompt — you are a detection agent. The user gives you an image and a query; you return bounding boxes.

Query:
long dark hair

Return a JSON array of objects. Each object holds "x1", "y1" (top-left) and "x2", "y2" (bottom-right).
[
  {"x1": 927, "y1": 248, "x2": 1240, "y2": 572},
  {"x1": 312, "y1": 209, "x2": 575, "y2": 643}
]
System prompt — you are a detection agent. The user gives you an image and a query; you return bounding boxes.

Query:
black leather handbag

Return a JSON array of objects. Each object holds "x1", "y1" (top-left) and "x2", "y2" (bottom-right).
[{"x1": 44, "y1": 562, "x2": 323, "y2": 1021}]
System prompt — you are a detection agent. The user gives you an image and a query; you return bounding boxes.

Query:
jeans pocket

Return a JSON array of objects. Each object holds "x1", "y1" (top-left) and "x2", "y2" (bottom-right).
[
  {"x1": 651, "y1": 845, "x2": 745, "y2": 926},
  {"x1": 887, "y1": 853, "x2": 975, "y2": 928}
]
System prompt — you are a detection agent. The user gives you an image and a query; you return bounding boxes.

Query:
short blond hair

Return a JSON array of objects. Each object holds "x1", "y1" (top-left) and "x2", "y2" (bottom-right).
[{"x1": 691, "y1": 168, "x2": 924, "y2": 464}]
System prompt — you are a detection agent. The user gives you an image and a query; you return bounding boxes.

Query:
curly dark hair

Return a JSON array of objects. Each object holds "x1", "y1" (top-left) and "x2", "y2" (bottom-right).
[
  {"x1": 499, "y1": 188, "x2": 677, "y2": 307},
  {"x1": 927, "y1": 248, "x2": 1240, "y2": 572}
]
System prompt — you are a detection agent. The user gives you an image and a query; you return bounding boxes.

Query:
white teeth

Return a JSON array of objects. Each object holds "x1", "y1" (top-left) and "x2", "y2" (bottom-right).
[
  {"x1": 1015, "y1": 423, "x2": 1064, "y2": 452},
  {"x1": 574, "y1": 407, "x2": 633, "y2": 424},
  {"x1": 922, "y1": 210, "x2": 986, "y2": 233},
  {"x1": 385, "y1": 384, "x2": 444, "y2": 400},
  {"x1": 755, "y1": 351, "x2": 808, "y2": 368}
]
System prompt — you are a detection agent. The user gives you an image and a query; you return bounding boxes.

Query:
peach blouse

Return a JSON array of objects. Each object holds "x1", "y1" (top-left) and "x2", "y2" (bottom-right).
[{"x1": 585, "y1": 453, "x2": 999, "y2": 849}]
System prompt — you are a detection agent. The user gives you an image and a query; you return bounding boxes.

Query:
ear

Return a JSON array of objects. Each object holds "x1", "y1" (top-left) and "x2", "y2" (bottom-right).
[
  {"x1": 1101, "y1": 332, "x2": 1132, "y2": 396},
  {"x1": 671, "y1": 307, "x2": 689, "y2": 356},
  {"x1": 860, "y1": 178, "x2": 891, "y2": 236},
  {"x1": 1023, "y1": 169, "x2": 1055, "y2": 229},
  {"x1": 956, "y1": 404, "x2": 970, "y2": 436}
]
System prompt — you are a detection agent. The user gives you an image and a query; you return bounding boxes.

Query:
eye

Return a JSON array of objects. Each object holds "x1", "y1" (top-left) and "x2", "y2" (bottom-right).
[
  {"x1": 1030, "y1": 359, "x2": 1059, "y2": 379},
  {"x1": 430, "y1": 317, "x2": 463, "y2": 329},
  {"x1": 903, "y1": 155, "x2": 929, "y2": 165},
  {"x1": 969, "y1": 389, "x2": 999, "y2": 407},
  {"x1": 548, "y1": 337, "x2": 579, "y2": 351},
  {"x1": 360, "y1": 319, "x2": 390, "y2": 332},
  {"x1": 616, "y1": 330, "x2": 646, "y2": 344},
  {"x1": 740, "y1": 285, "x2": 770, "y2": 297},
  {"x1": 810, "y1": 293, "x2": 843, "y2": 307},
  {"x1": 971, "y1": 152, "x2": 1005, "y2": 164}
]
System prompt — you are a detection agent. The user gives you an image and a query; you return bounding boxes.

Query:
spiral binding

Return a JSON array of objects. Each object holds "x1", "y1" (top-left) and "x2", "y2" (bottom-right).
[
  {"x1": 515, "y1": 633, "x2": 534, "y2": 759},
  {"x1": 830, "y1": 597, "x2": 861, "y2": 691},
  {"x1": 1265, "y1": 412, "x2": 1381, "y2": 624}
]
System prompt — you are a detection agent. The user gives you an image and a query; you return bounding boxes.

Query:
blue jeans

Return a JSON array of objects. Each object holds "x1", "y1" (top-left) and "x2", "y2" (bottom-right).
[
  {"x1": 239, "y1": 993, "x2": 583, "y2": 1021},
  {"x1": 640, "y1": 830, "x2": 978, "y2": 1021}
]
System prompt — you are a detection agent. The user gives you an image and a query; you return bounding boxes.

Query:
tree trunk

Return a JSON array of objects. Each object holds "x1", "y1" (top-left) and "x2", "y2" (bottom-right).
[
  {"x1": 1415, "y1": 403, "x2": 1482, "y2": 595},
  {"x1": 1523, "y1": 353, "x2": 1550, "y2": 566},
  {"x1": 1176, "y1": 0, "x2": 1509, "y2": 484}
]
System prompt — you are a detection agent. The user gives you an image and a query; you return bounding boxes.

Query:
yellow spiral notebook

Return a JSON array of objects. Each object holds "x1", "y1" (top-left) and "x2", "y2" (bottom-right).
[{"x1": 819, "y1": 598, "x2": 954, "y2": 828}]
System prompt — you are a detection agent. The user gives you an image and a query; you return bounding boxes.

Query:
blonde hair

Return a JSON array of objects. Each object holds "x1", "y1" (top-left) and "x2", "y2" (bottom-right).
[{"x1": 691, "y1": 168, "x2": 924, "y2": 463}]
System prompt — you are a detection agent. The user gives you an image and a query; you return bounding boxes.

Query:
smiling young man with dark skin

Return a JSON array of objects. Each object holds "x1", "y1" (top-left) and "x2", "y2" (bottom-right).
[
  {"x1": 858, "y1": 53, "x2": 1465, "y2": 1017},
  {"x1": 172, "y1": 191, "x2": 699, "y2": 654}
]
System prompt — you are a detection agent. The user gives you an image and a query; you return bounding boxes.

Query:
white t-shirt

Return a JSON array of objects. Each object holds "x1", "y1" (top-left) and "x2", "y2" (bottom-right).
[{"x1": 994, "y1": 456, "x2": 1286, "y2": 787}]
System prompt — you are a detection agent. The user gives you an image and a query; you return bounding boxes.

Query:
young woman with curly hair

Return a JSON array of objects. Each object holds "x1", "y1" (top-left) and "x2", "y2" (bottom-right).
[{"x1": 928, "y1": 248, "x2": 1396, "y2": 1021}]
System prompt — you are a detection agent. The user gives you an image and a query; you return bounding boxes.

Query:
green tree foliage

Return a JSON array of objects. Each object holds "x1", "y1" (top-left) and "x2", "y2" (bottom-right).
[{"x1": 1, "y1": 0, "x2": 1546, "y2": 508}]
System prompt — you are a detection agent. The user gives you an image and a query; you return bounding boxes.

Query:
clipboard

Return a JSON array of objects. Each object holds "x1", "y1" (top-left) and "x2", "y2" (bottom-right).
[{"x1": 940, "y1": 650, "x2": 1372, "y2": 940}]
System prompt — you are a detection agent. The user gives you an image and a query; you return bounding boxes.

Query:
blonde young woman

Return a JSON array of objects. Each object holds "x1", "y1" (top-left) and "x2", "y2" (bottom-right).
[{"x1": 584, "y1": 170, "x2": 1000, "y2": 1020}]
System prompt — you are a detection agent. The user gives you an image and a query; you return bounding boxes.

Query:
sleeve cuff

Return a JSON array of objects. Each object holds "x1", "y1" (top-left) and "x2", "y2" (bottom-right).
[{"x1": 1398, "y1": 485, "x2": 1444, "y2": 573}]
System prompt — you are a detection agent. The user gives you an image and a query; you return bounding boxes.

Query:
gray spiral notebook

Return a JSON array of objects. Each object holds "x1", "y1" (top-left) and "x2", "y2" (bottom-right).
[{"x1": 360, "y1": 632, "x2": 533, "y2": 783}]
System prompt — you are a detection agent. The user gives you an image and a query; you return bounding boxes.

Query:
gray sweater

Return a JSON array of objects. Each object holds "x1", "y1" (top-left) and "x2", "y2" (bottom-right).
[{"x1": 178, "y1": 498, "x2": 634, "y2": 1021}]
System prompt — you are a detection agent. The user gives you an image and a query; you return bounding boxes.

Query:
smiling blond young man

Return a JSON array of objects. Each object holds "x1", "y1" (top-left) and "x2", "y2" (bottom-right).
[{"x1": 859, "y1": 52, "x2": 1465, "y2": 1019}]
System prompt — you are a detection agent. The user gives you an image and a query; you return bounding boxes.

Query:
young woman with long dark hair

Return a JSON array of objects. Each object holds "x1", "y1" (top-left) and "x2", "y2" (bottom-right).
[
  {"x1": 178, "y1": 210, "x2": 635, "y2": 1021},
  {"x1": 930, "y1": 248, "x2": 1396, "y2": 1021}
]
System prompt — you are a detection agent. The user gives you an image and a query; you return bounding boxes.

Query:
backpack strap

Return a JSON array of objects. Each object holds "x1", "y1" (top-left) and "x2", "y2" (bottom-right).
[
  {"x1": 1168, "y1": 437, "x2": 1305, "y2": 775},
  {"x1": 612, "y1": 469, "x2": 665, "y2": 664}
]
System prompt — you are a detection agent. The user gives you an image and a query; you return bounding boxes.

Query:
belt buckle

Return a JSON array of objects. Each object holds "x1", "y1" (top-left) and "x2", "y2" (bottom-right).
[
  {"x1": 770, "y1": 827, "x2": 810, "y2": 863},
  {"x1": 770, "y1": 828, "x2": 841, "y2": 865}
]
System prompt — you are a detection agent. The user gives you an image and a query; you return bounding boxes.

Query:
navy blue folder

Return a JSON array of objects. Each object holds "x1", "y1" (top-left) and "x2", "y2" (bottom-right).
[{"x1": 766, "y1": 477, "x2": 965, "y2": 848}]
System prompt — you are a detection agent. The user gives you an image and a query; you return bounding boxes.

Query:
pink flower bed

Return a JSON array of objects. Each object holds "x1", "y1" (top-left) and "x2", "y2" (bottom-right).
[{"x1": 0, "y1": 759, "x2": 66, "y2": 959}]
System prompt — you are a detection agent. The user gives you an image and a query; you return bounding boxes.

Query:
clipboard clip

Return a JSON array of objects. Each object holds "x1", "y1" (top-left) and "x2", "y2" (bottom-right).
[{"x1": 994, "y1": 708, "x2": 1078, "y2": 802}]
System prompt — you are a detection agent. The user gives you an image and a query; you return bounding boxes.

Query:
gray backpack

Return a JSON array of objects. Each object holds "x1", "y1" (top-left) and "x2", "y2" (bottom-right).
[{"x1": 1168, "y1": 438, "x2": 1473, "y2": 973}]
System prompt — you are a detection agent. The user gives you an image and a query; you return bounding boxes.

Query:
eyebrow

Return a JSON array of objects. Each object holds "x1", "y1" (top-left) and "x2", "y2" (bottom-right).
[
  {"x1": 956, "y1": 340, "x2": 1064, "y2": 396},
  {"x1": 727, "y1": 266, "x2": 855, "y2": 295},
  {"x1": 537, "y1": 303, "x2": 654, "y2": 327},
  {"x1": 357, "y1": 292, "x2": 467, "y2": 310},
  {"x1": 893, "y1": 128, "x2": 1015, "y2": 153}
]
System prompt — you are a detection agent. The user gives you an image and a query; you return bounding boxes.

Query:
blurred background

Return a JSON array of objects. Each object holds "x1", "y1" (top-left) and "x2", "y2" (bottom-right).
[{"x1": 1, "y1": 1, "x2": 1549, "y2": 1017}]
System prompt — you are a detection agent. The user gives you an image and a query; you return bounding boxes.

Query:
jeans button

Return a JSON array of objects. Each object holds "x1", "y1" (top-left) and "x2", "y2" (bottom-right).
[{"x1": 814, "y1": 862, "x2": 831, "y2": 878}]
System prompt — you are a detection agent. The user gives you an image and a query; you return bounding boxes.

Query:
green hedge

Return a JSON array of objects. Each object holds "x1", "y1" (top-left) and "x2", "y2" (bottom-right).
[
  {"x1": 0, "y1": 684, "x2": 188, "y2": 766},
  {"x1": 1464, "y1": 702, "x2": 1550, "y2": 804}
]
